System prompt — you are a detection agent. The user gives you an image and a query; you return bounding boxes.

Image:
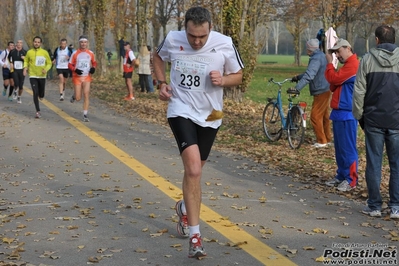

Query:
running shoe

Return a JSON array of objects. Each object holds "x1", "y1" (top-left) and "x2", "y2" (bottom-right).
[
  {"x1": 35, "y1": 112, "x2": 41, "y2": 119},
  {"x1": 175, "y1": 200, "x2": 189, "y2": 238},
  {"x1": 188, "y1": 234, "x2": 206, "y2": 258},
  {"x1": 123, "y1": 95, "x2": 135, "y2": 101},
  {"x1": 83, "y1": 115, "x2": 90, "y2": 122},
  {"x1": 362, "y1": 206, "x2": 381, "y2": 217},
  {"x1": 8, "y1": 96, "x2": 12, "y2": 101},
  {"x1": 17, "y1": 97, "x2": 21, "y2": 104},
  {"x1": 70, "y1": 95, "x2": 75, "y2": 103},
  {"x1": 337, "y1": 180, "x2": 355, "y2": 192},
  {"x1": 13, "y1": 90, "x2": 17, "y2": 99},
  {"x1": 2, "y1": 89, "x2": 6, "y2": 96},
  {"x1": 60, "y1": 94, "x2": 64, "y2": 101},
  {"x1": 311, "y1": 142, "x2": 328, "y2": 148},
  {"x1": 325, "y1": 178, "x2": 342, "y2": 187},
  {"x1": 391, "y1": 208, "x2": 399, "y2": 219}
]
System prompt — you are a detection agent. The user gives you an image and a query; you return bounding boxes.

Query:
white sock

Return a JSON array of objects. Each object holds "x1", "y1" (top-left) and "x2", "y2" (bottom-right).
[
  {"x1": 83, "y1": 110, "x2": 88, "y2": 115},
  {"x1": 189, "y1": 225, "x2": 200, "y2": 237},
  {"x1": 181, "y1": 200, "x2": 187, "y2": 214}
]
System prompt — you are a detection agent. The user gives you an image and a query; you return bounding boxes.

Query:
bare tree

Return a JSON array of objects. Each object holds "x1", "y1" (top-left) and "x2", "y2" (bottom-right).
[
  {"x1": 281, "y1": 0, "x2": 313, "y2": 66},
  {"x1": 270, "y1": 21, "x2": 285, "y2": 55},
  {"x1": 255, "y1": 23, "x2": 270, "y2": 54},
  {"x1": 93, "y1": 0, "x2": 107, "y2": 77},
  {"x1": 137, "y1": 0, "x2": 155, "y2": 46},
  {"x1": 21, "y1": 0, "x2": 58, "y2": 49},
  {"x1": 154, "y1": 0, "x2": 177, "y2": 39},
  {"x1": 74, "y1": 0, "x2": 92, "y2": 36},
  {"x1": 0, "y1": 0, "x2": 17, "y2": 48}
]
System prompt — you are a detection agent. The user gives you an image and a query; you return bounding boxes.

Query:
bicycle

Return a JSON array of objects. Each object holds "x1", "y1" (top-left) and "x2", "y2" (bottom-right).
[{"x1": 262, "y1": 78, "x2": 307, "y2": 149}]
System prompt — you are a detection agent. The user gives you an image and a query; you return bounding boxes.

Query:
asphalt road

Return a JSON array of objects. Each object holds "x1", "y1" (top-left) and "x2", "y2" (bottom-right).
[{"x1": 0, "y1": 76, "x2": 398, "y2": 266}]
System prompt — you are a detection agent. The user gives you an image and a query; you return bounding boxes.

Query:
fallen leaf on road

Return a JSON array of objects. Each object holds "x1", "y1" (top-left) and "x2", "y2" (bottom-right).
[{"x1": 135, "y1": 248, "x2": 148, "y2": 253}]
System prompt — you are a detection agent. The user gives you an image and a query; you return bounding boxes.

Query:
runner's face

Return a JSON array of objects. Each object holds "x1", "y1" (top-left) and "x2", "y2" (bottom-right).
[
  {"x1": 79, "y1": 40, "x2": 88, "y2": 49},
  {"x1": 185, "y1": 21, "x2": 211, "y2": 50},
  {"x1": 33, "y1": 38, "x2": 41, "y2": 49},
  {"x1": 60, "y1": 41, "x2": 67, "y2": 49},
  {"x1": 8, "y1": 43, "x2": 15, "y2": 50},
  {"x1": 16, "y1": 41, "x2": 23, "y2": 49}
]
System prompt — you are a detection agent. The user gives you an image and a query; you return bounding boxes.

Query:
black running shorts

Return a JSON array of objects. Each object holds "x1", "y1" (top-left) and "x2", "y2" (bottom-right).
[
  {"x1": 123, "y1": 72, "x2": 133, "y2": 79},
  {"x1": 56, "y1": 68, "x2": 70, "y2": 78},
  {"x1": 168, "y1": 117, "x2": 219, "y2": 161}
]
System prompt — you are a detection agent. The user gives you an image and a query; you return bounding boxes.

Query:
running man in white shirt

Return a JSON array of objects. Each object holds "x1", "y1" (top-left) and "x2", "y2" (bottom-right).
[
  {"x1": 153, "y1": 6, "x2": 244, "y2": 259},
  {"x1": 53, "y1": 38, "x2": 73, "y2": 101}
]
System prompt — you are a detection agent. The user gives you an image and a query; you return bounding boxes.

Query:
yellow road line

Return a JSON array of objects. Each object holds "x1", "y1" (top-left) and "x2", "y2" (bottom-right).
[{"x1": 27, "y1": 87, "x2": 296, "y2": 266}]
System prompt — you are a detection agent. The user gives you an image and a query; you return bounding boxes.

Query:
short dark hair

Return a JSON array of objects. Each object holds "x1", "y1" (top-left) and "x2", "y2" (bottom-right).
[
  {"x1": 184, "y1": 7, "x2": 212, "y2": 29},
  {"x1": 33, "y1": 36, "x2": 42, "y2": 43},
  {"x1": 375, "y1": 25, "x2": 395, "y2": 44},
  {"x1": 60, "y1": 38, "x2": 67, "y2": 42},
  {"x1": 7, "y1": 41, "x2": 14, "y2": 46}
]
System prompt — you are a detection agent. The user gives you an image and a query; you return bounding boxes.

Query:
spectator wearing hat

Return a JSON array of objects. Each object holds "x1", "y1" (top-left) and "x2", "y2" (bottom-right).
[
  {"x1": 289, "y1": 38, "x2": 331, "y2": 148},
  {"x1": 324, "y1": 38, "x2": 359, "y2": 192}
]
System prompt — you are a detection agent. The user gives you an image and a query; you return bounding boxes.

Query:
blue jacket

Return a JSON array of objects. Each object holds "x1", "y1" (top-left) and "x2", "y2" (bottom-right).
[
  {"x1": 325, "y1": 54, "x2": 359, "y2": 121},
  {"x1": 295, "y1": 49, "x2": 330, "y2": 96}
]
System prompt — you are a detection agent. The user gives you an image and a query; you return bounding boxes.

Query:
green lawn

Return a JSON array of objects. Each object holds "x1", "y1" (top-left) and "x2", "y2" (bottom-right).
[
  {"x1": 246, "y1": 55, "x2": 310, "y2": 106},
  {"x1": 256, "y1": 54, "x2": 309, "y2": 65}
]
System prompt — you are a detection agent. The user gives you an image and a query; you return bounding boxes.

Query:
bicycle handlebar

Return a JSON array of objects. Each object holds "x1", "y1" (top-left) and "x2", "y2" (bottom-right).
[{"x1": 268, "y1": 78, "x2": 293, "y2": 86}]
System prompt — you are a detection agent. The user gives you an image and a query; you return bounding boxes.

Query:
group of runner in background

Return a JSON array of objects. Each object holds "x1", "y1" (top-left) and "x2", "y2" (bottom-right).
[{"x1": 0, "y1": 36, "x2": 96, "y2": 121}]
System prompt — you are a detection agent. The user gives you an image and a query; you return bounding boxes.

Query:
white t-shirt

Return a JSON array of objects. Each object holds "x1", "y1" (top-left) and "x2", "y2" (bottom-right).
[
  {"x1": 56, "y1": 47, "x2": 71, "y2": 69},
  {"x1": 123, "y1": 50, "x2": 136, "y2": 65},
  {"x1": 157, "y1": 30, "x2": 243, "y2": 128}
]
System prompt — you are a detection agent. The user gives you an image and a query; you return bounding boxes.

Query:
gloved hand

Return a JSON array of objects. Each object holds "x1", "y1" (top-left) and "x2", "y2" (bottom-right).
[
  {"x1": 291, "y1": 75, "x2": 299, "y2": 82},
  {"x1": 89, "y1": 67, "x2": 96, "y2": 74},
  {"x1": 75, "y1": 68, "x2": 83, "y2": 75},
  {"x1": 287, "y1": 87, "x2": 300, "y2": 94}
]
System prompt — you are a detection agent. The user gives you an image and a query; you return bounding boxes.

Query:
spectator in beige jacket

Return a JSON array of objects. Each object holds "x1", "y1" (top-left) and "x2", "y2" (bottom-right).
[{"x1": 137, "y1": 45, "x2": 154, "y2": 93}]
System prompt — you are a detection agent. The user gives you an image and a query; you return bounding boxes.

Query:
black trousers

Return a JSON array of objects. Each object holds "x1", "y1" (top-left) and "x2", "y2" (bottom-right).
[
  {"x1": 13, "y1": 70, "x2": 25, "y2": 90},
  {"x1": 30, "y1": 78, "x2": 46, "y2": 112}
]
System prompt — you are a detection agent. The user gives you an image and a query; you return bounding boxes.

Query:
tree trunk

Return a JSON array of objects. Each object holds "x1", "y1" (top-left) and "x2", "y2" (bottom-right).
[
  {"x1": 0, "y1": 0, "x2": 16, "y2": 47},
  {"x1": 293, "y1": 29, "x2": 301, "y2": 66},
  {"x1": 223, "y1": 87, "x2": 243, "y2": 102},
  {"x1": 93, "y1": 0, "x2": 106, "y2": 77}
]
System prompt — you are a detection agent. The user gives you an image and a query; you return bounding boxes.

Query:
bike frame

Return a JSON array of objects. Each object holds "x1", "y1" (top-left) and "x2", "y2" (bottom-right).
[
  {"x1": 268, "y1": 78, "x2": 296, "y2": 130},
  {"x1": 273, "y1": 88, "x2": 292, "y2": 130},
  {"x1": 264, "y1": 78, "x2": 307, "y2": 149}
]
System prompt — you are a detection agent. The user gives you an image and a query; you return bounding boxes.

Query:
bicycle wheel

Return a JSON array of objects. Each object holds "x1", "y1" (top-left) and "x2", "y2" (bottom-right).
[
  {"x1": 262, "y1": 102, "x2": 283, "y2": 141},
  {"x1": 287, "y1": 106, "x2": 305, "y2": 149}
]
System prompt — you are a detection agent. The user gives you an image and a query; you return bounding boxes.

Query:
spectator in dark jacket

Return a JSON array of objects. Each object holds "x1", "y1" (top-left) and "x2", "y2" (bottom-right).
[{"x1": 353, "y1": 25, "x2": 399, "y2": 219}]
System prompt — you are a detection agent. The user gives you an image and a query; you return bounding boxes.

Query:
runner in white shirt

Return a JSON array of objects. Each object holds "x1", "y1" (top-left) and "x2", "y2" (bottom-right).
[
  {"x1": 154, "y1": 6, "x2": 244, "y2": 259},
  {"x1": 53, "y1": 38, "x2": 73, "y2": 101}
]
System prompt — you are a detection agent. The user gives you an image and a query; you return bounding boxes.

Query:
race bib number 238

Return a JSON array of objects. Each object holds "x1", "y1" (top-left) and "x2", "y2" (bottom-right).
[{"x1": 174, "y1": 60, "x2": 207, "y2": 91}]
